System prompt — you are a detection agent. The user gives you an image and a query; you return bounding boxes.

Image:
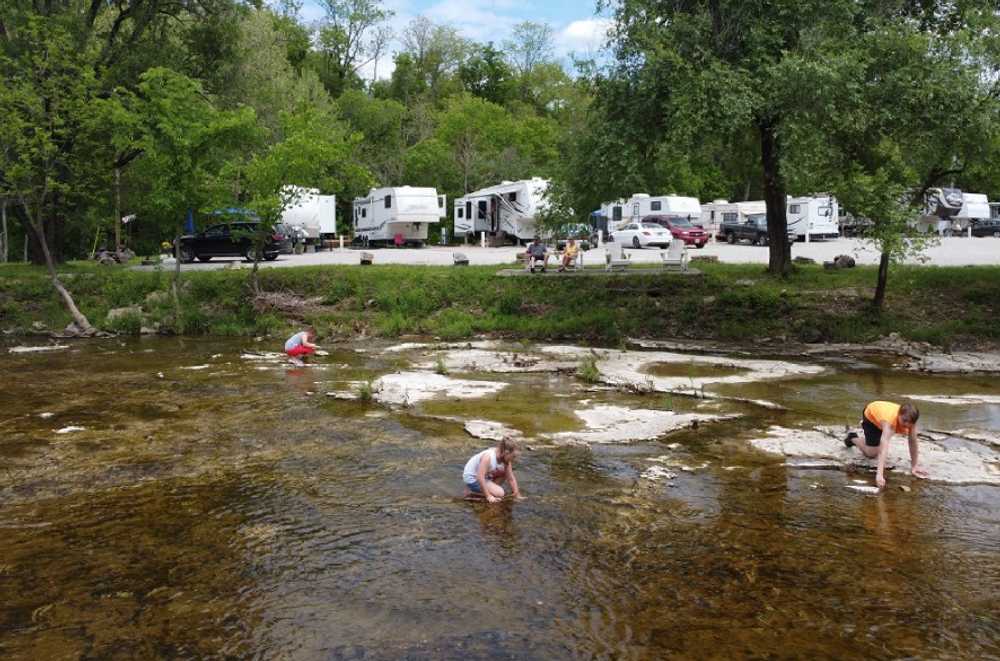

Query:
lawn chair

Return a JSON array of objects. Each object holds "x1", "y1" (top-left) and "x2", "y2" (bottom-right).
[
  {"x1": 605, "y1": 242, "x2": 630, "y2": 271},
  {"x1": 660, "y1": 241, "x2": 688, "y2": 271}
]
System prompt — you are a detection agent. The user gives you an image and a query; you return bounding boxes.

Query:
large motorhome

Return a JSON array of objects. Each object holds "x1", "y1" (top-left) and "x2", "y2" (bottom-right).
[
  {"x1": 599, "y1": 194, "x2": 702, "y2": 231},
  {"x1": 280, "y1": 186, "x2": 336, "y2": 243},
  {"x1": 353, "y1": 187, "x2": 446, "y2": 247},
  {"x1": 700, "y1": 200, "x2": 766, "y2": 236},
  {"x1": 453, "y1": 178, "x2": 549, "y2": 244},
  {"x1": 786, "y1": 195, "x2": 839, "y2": 240}
]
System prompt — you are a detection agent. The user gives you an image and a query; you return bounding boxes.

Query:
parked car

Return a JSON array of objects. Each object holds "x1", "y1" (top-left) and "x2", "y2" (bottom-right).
[
  {"x1": 176, "y1": 221, "x2": 285, "y2": 263},
  {"x1": 644, "y1": 215, "x2": 709, "y2": 248},
  {"x1": 609, "y1": 222, "x2": 673, "y2": 249},
  {"x1": 719, "y1": 214, "x2": 796, "y2": 246},
  {"x1": 971, "y1": 219, "x2": 1000, "y2": 237}
]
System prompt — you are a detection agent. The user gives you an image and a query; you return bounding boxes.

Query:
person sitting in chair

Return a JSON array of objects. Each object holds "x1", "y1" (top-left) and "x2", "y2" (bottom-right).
[
  {"x1": 558, "y1": 238, "x2": 579, "y2": 272},
  {"x1": 526, "y1": 237, "x2": 549, "y2": 273}
]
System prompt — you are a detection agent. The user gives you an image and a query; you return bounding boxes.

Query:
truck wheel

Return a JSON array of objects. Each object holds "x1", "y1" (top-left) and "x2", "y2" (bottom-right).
[
  {"x1": 197, "y1": 255, "x2": 212, "y2": 262},
  {"x1": 264, "y1": 253, "x2": 279, "y2": 261},
  {"x1": 726, "y1": 233, "x2": 735, "y2": 244},
  {"x1": 994, "y1": 231, "x2": 1000, "y2": 238},
  {"x1": 632, "y1": 236, "x2": 642, "y2": 249},
  {"x1": 179, "y1": 245, "x2": 196, "y2": 263},
  {"x1": 758, "y1": 235, "x2": 769, "y2": 246}
]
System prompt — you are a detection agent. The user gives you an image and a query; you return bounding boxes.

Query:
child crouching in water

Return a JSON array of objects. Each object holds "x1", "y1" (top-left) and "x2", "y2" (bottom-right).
[
  {"x1": 284, "y1": 327, "x2": 318, "y2": 365},
  {"x1": 463, "y1": 437, "x2": 523, "y2": 503}
]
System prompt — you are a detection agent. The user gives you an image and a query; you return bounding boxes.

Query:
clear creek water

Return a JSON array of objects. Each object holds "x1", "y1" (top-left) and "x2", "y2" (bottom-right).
[{"x1": 0, "y1": 338, "x2": 997, "y2": 659}]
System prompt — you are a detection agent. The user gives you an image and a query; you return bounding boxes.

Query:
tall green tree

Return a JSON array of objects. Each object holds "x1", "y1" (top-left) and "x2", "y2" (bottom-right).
[{"x1": 782, "y1": 8, "x2": 1000, "y2": 309}]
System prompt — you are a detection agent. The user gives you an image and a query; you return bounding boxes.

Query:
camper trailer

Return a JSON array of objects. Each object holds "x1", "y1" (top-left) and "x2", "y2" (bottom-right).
[
  {"x1": 786, "y1": 195, "x2": 839, "y2": 240},
  {"x1": 453, "y1": 178, "x2": 549, "y2": 244},
  {"x1": 954, "y1": 193, "x2": 990, "y2": 234},
  {"x1": 353, "y1": 186, "x2": 446, "y2": 247},
  {"x1": 915, "y1": 187, "x2": 964, "y2": 234},
  {"x1": 280, "y1": 186, "x2": 336, "y2": 243},
  {"x1": 599, "y1": 194, "x2": 702, "y2": 232},
  {"x1": 700, "y1": 200, "x2": 767, "y2": 238}
]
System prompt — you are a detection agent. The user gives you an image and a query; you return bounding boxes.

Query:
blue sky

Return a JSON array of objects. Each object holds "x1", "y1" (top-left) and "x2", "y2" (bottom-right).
[{"x1": 297, "y1": 0, "x2": 612, "y2": 77}]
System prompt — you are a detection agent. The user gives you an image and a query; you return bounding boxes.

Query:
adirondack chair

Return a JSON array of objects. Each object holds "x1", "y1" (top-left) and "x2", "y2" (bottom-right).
[
  {"x1": 605, "y1": 242, "x2": 630, "y2": 271},
  {"x1": 660, "y1": 240, "x2": 688, "y2": 271}
]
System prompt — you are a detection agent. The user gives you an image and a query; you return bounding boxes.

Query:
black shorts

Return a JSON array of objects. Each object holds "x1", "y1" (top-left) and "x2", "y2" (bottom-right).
[{"x1": 861, "y1": 414, "x2": 883, "y2": 447}]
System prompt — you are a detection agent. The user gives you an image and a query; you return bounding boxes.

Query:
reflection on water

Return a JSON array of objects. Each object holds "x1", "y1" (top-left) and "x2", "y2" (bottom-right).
[{"x1": 0, "y1": 338, "x2": 997, "y2": 659}]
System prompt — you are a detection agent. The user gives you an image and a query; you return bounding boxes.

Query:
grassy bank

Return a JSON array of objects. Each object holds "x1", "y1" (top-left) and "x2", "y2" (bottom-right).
[{"x1": 1, "y1": 261, "x2": 998, "y2": 349}]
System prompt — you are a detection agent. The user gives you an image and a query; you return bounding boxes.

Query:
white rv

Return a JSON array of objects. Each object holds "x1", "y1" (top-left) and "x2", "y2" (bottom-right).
[
  {"x1": 353, "y1": 186, "x2": 446, "y2": 247},
  {"x1": 915, "y1": 187, "x2": 965, "y2": 234},
  {"x1": 955, "y1": 192, "x2": 990, "y2": 233},
  {"x1": 280, "y1": 186, "x2": 336, "y2": 243},
  {"x1": 786, "y1": 195, "x2": 839, "y2": 240},
  {"x1": 700, "y1": 200, "x2": 767, "y2": 236},
  {"x1": 453, "y1": 178, "x2": 549, "y2": 244},
  {"x1": 600, "y1": 194, "x2": 702, "y2": 231}
]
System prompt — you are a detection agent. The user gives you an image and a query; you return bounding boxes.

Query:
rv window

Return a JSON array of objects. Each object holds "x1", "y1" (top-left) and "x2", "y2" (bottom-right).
[
  {"x1": 723, "y1": 212, "x2": 738, "y2": 224},
  {"x1": 612, "y1": 206, "x2": 622, "y2": 221},
  {"x1": 651, "y1": 201, "x2": 662, "y2": 211},
  {"x1": 508, "y1": 192, "x2": 517, "y2": 202},
  {"x1": 466, "y1": 201, "x2": 472, "y2": 218},
  {"x1": 458, "y1": 208, "x2": 464, "y2": 219},
  {"x1": 789, "y1": 204, "x2": 800, "y2": 214},
  {"x1": 384, "y1": 195, "x2": 392, "y2": 209},
  {"x1": 438, "y1": 196, "x2": 444, "y2": 207},
  {"x1": 819, "y1": 206, "x2": 831, "y2": 217},
  {"x1": 478, "y1": 200, "x2": 487, "y2": 218},
  {"x1": 362, "y1": 208, "x2": 367, "y2": 218}
]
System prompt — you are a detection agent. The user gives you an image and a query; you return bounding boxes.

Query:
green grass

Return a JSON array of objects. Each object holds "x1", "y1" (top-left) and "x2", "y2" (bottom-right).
[{"x1": 0, "y1": 261, "x2": 998, "y2": 348}]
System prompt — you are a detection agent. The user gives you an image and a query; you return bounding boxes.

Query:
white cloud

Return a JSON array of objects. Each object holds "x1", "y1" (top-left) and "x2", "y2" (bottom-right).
[{"x1": 555, "y1": 18, "x2": 612, "y2": 57}]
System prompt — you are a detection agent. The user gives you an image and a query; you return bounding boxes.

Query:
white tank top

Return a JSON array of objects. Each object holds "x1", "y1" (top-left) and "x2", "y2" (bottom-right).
[{"x1": 463, "y1": 448, "x2": 504, "y2": 483}]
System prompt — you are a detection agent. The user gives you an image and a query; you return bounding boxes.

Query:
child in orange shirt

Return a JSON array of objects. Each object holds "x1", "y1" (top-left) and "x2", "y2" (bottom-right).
[{"x1": 844, "y1": 401, "x2": 929, "y2": 488}]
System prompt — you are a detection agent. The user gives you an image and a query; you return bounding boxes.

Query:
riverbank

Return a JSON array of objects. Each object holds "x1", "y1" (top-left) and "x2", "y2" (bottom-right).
[{"x1": 1, "y1": 261, "x2": 998, "y2": 349}]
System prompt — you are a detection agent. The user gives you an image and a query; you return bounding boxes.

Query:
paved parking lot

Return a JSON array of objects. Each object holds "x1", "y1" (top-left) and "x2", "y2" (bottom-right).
[{"x1": 148, "y1": 236, "x2": 1000, "y2": 271}]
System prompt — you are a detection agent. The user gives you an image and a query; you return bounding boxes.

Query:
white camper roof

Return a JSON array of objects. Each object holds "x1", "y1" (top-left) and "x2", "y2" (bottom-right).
[
  {"x1": 457, "y1": 178, "x2": 549, "y2": 200},
  {"x1": 958, "y1": 192, "x2": 990, "y2": 219}
]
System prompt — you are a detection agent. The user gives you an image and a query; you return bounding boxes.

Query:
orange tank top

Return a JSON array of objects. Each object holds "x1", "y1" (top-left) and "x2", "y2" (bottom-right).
[{"x1": 864, "y1": 401, "x2": 910, "y2": 434}]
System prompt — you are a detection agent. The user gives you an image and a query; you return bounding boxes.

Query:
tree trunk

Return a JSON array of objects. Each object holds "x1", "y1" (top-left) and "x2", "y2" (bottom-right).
[
  {"x1": 114, "y1": 166, "x2": 121, "y2": 258},
  {"x1": 758, "y1": 118, "x2": 792, "y2": 276},
  {"x1": 1, "y1": 199, "x2": 7, "y2": 263},
  {"x1": 172, "y1": 223, "x2": 183, "y2": 331},
  {"x1": 873, "y1": 250, "x2": 890, "y2": 311},
  {"x1": 24, "y1": 210, "x2": 95, "y2": 334}
]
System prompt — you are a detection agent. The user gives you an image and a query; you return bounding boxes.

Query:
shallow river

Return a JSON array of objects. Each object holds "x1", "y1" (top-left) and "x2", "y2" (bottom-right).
[{"x1": 1, "y1": 338, "x2": 998, "y2": 659}]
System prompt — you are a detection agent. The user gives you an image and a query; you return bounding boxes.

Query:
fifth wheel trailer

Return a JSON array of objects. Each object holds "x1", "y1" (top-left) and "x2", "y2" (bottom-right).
[
  {"x1": 599, "y1": 194, "x2": 702, "y2": 232},
  {"x1": 353, "y1": 187, "x2": 446, "y2": 247},
  {"x1": 453, "y1": 178, "x2": 550, "y2": 244},
  {"x1": 280, "y1": 186, "x2": 336, "y2": 243}
]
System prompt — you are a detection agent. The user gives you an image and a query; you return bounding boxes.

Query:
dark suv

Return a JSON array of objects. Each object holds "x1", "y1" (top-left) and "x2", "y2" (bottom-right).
[
  {"x1": 176, "y1": 222, "x2": 285, "y2": 263},
  {"x1": 971, "y1": 219, "x2": 1000, "y2": 237}
]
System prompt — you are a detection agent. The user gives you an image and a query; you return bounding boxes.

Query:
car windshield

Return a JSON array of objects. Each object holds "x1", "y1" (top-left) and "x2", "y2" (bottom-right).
[
  {"x1": 641, "y1": 223, "x2": 664, "y2": 230},
  {"x1": 747, "y1": 214, "x2": 767, "y2": 225}
]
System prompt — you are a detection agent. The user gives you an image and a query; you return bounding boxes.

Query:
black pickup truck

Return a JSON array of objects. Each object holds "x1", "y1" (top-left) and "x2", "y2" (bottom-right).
[{"x1": 719, "y1": 214, "x2": 796, "y2": 246}]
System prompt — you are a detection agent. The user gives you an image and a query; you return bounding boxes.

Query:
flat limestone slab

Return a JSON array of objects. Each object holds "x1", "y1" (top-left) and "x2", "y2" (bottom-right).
[
  {"x1": 907, "y1": 352, "x2": 1000, "y2": 373},
  {"x1": 905, "y1": 393, "x2": 1000, "y2": 405},
  {"x1": 416, "y1": 348, "x2": 578, "y2": 374},
  {"x1": 749, "y1": 426, "x2": 1000, "y2": 485},
  {"x1": 464, "y1": 420, "x2": 524, "y2": 442},
  {"x1": 543, "y1": 405, "x2": 728, "y2": 445},
  {"x1": 372, "y1": 372, "x2": 507, "y2": 406},
  {"x1": 9, "y1": 344, "x2": 70, "y2": 354}
]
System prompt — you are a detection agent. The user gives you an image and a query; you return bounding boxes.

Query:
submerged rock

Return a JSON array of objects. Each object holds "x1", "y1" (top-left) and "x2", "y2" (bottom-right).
[
  {"x1": 750, "y1": 426, "x2": 1000, "y2": 485},
  {"x1": 372, "y1": 372, "x2": 507, "y2": 406},
  {"x1": 464, "y1": 420, "x2": 524, "y2": 442},
  {"x1": 640, "y1": 465, "x2": 678, "y2": 481},
  {"x1": 543, "y1": 405, "x2": 729, "y2": 445},
  {"x1": 54, "y1": 426, "x2": 86, "y2": 434},
  {"x1": 9, "y1": 344, "x2": 70, "y2": 354}
]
